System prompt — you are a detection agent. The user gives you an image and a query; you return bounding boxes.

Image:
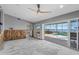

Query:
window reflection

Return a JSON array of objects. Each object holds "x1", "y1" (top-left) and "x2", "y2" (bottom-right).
[
  {"x1": 71, "y1": 20, "x2": 78, "y2": 32},
  {"x1": 45, "y1": 22, "x2": 68, "y2": 32}
]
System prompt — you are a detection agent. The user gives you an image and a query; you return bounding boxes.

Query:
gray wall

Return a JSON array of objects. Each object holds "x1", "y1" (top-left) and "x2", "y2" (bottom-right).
[
  {"x1": 36, "y1": 10, "x2": 79, "y2": 24},
  {"x1": 4, "y1": 14, "x2": 32, "y2": 30}
]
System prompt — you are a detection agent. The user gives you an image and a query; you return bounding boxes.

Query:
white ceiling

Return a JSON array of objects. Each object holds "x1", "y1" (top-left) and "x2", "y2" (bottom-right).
[{"x1": 0, "y1": 4, "x2": 79, "y2": 23}]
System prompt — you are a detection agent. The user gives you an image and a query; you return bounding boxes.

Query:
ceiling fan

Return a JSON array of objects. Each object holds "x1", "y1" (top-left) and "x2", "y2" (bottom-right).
[{"x1": 28, "y1": 4, "x2": 52, "y2": 14}]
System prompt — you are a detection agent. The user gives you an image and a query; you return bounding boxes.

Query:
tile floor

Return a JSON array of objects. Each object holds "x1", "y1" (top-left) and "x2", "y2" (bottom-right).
[{"x1": 0, "y1": 37, "x2": 79, "y2": 55}]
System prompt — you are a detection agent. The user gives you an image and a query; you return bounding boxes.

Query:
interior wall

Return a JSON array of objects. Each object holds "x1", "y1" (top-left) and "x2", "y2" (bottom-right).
[{"x1": 4, "y1": 14, "x2": 32, "y2": 30}]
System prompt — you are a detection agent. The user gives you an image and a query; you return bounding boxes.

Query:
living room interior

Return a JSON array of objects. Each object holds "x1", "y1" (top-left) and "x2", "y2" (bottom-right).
[{"x1": 0, "y1": 4, "x2": 79, "y2": 55}]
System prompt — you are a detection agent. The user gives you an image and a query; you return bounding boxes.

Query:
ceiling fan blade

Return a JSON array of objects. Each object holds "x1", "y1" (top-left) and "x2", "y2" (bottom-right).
[
  {"x1": 40, "y1": 11, "x2": 52, "y2": 13},
  {"x1": 28, "y1": 8, "x2": 36, "y2": 12}
]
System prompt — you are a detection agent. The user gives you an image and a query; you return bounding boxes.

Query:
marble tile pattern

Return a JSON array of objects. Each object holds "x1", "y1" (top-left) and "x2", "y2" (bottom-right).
[{"x1": 0, "y1": 37, "x2": 79, "y2": 55}]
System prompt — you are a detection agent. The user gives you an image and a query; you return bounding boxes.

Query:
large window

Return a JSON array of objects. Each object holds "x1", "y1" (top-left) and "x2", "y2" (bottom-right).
[
  {"x1": 45, "y1": 22, "x2": 68, "y2": 32},
  {"x1": 35, "y1": 24, "x2": 42, "y2": 29},
  {"x1": 56, "y1": 22, "x2": 68, "y2": 32},
  {"x1": 51, "y1": 24, "x2": 57, "y2": 31},
  {"x1": 62, "y1": 22, "x2": 68, "y2": 32},
  {"x1": 45, "y1": 24, "x2": 57, "y2": 32},
  {"x1": 45, "y1": 24, "x2": 51, "y2": 29},
  {"x1": 70, "y1": 20, "x2": 78, "y2": 32},
  {"x1": 57, "y1": 23, "x2": 63, "y2": 32},
  {"x1": 45, "y1": 22, "x2": 68, "y2": 36}
]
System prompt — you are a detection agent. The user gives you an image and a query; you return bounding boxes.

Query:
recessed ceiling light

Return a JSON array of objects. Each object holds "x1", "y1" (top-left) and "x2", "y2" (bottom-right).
[{"x1": 60, "y1": 5, "x2": 64, "y2": 8}]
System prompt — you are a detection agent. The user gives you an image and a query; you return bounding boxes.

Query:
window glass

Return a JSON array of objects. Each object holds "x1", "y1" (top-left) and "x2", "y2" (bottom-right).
[
  {"x1": 57, "y1": 23, "x2": 62, "y2": 32},
  {"x1": 62, "y1": 22, "x2": 68, "y2": 32},
  {"x1": 45, "y1": 22, "x2": 68, "y2": 32},
  {"x1": 71, "y1": 20, "x2": 77, "y2": 32},
  {"x1": 45, "y1": 24, "x2": 51, "y2": 29},
  {"x1": 51, "y1": 24, "x2": 54, "y2": 31}
]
